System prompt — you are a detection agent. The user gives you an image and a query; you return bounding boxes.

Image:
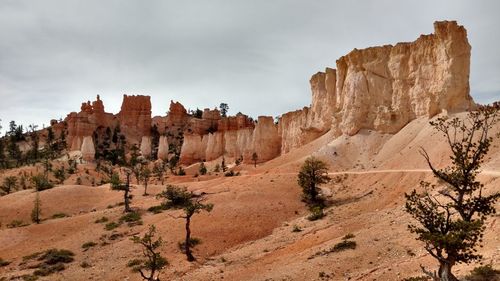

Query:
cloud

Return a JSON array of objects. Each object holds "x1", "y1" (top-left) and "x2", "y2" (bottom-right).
[{"x1": 0, "y1": 0, "x2": 499, "y2": 132}]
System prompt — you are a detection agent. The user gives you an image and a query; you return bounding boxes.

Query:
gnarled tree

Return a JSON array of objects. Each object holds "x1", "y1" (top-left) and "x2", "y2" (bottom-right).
[
  {"x1": 131, "y1": 225, "x2": 168, "y2": 281},
  {"x1": 405, "y1": 103, "x2": 500, "y2": 281}
]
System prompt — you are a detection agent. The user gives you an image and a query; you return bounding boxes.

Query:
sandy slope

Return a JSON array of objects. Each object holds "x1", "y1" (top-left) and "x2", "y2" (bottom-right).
[{"x1": 0, "y1": 113, "x2": 499, "y2": 281}]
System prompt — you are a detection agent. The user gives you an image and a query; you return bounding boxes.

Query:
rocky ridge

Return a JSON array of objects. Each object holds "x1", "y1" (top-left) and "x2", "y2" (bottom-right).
[{"x1": 62, "y1": 21, "x2": 474, "y2": 165}]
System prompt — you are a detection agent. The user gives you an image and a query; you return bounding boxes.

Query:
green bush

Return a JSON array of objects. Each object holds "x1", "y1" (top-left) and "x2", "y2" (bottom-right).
[
  {"x1": 51, "y1": 213, "x2": 69, "y2": 219},
  {"x1": 81, "y1": 241, "x2": 97, "y2": 250},
  {"x1": 119, "y1": 212, "x2": 142, "y2": 226},
  {"x1": 105, "y1": 222, "x2": 120, "y2": 231},
  {"x1": 307, "y1": 206, "x2": 325, "y2": 221},
  {"x1": 147, "y1": 204, "x2": 169, "y2": 214},
  {"x1": 7, "y1": 220, "x2": 27, "y2": 228},
  {"x1": 292, "y1": 225, "x2": 302, "y2": 232},
  {"x1": 178, "y1": 237, "x2": 202, "y2": 252},
  {"x1": 464, "y1": 265, "x2": 500, "y2": 281},
  {"x1": 38, "y1": 249, "x2": 75, "y2": 264},
  {"x1": 332, "y1": 240, "x2": 357, "y2": 252}
]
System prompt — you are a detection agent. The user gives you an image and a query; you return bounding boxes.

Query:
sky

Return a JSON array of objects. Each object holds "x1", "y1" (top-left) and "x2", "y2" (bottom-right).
[{"x1": 0, "y1": 0, "x2": 499, "y2": 133}]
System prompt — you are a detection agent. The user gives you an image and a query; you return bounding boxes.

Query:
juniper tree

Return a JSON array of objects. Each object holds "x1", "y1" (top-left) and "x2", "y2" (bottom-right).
[
  {"x1": 31, "y1": 191, "x2": 42, "y2": 224},
  {"x1": 1, "y1": 176, "x2": 17, "y2": 195},
  {"x1": 197, "y1": 162, "x2": 206, "y2": 175},
  {"x1": 157, "y1": 185, "x2": 213, "y2": 261},
  {"x1": 130, "y1": 225, "x2": 168, "y2": 281},
  {"x1": 405, "y1": 103, "x2": 500, "y2": 281},
  {"x1": 142, "y1": 166, "x2": 151, "y2": 196},
  {"x1": 297, "y1": 157, "x2": 331, "y2": 206},
  {"x1": 251, "y1": 152, "x2": 258, "y2": 168},
  {"x1": 152, "y1": 162, "x2": 166, "y2": 185},
  {"x1": 111, "y1": 169, "x2": 133, "y2": 212}
]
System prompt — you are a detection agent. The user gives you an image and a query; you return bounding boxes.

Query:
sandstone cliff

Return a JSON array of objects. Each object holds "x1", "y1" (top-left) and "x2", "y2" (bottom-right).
[
  {"x1": 62, "y1": 21, "x2": 474, "y2": 166},
  {"x1": 278, "y1": 20, "x2": 474, "y2": 153},
  {"x1": 118, "y1": 95, "x2": 152, "y2": 144}
]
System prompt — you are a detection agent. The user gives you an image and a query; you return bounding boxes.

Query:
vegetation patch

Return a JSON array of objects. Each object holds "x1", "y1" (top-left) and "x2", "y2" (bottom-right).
[
  {"x1": 464, "y1": 265, "x2": 500, "y2": 281},
  {"x1": 119, "y1": 211, "x2": 143, "y2": 226},
  {"x1": 21, "y1": 249, "x2": 74, "y2": 277},
  {"x1": 147, "y1": 204, "x2": 169, "y2": 214},
  {"x1": 7, "y1": 220, "x2": 28, "y2": 228},
  {"x1": 94, "y1": 216, "x2": 109, "y2": 223},
  {"x1": 307, "y1": 206, "x2": 325, "y2": 221},
  {"x1": 51, "y1": 213, "x2": 69, "y2": 219},
  {"x1": 0, "y1": 258, "x2": 11, "y2": 267},
  {"x1": 178, "y1": 237, "x2": 202, "y2": 252},
  {"x1": 332, "y1": 240, "x2": 357, "y2": 252},
  {"x1": 81, "y1": 241, "x2": 97, "y2": 250},
  {"x1": 104, "y1": 221, "x2": 120, "y2": 231}
]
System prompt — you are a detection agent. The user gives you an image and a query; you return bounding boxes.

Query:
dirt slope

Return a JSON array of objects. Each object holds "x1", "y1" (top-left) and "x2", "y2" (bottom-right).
[{"x1": 0, "y1": 113, "x2": 499, "y2": 281}]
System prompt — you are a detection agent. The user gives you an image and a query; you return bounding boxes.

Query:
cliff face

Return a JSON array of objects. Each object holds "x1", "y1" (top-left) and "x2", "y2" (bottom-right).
[
  {"x1": 278, "y1": 20, "x2": 474, "y2": 153},
  {"x1": 66, "y1": 95, "x2": 116, "y2": 152},
  {"x1": 118, "y1": 95, "x2": 152, "y2": 143},
  {"x1": 63, "y1": 21, "x2": 474, "y2": 165},
  {"x1": 333, "y1": 20, "x2": 473, "y2": 136}
]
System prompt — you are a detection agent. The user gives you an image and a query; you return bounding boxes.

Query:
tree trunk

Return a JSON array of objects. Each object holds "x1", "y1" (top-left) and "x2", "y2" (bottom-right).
[
  {"x1": 143, "y1": 180, "x2": 148, "y2": 196},
  {"x1": 124, "y1": 173, "x2": 132, "y2": 212},
  {"x1": 438, "y1": 262, "x2": 458, "y2": 281},
  {"x1": 185, "y1": 216, "x2": 194, "y2": 261}
]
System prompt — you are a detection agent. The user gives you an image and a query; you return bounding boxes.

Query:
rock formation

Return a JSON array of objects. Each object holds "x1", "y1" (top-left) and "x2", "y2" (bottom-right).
[
  {"x1": 330, "y1": 20, "x2": 473, "y2": 136},
  {"x1": 278, "y1": 20, "x2": 474, "y2": 153},
  {"x1": 81, "y1": 136, "x2": 95, "y2": 162},
  {"x1": 157, "y1": 136, "x2": 169, "y2": 160},
  {"x1": 61, "y1": 21, "x2": 475, "y2": 166},
  {"x1": 66, "y1": 95, "x2": 116, "y2": 151},
  {"x1": 118, "y1": 95, "x2": 152, "y2": 144},
  {"x1": 140, "y1": 136, "x2": 152, "y2": 157}
]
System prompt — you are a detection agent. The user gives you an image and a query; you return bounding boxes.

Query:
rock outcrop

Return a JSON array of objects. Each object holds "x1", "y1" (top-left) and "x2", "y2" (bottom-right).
[
  {"x1": 81, "y1": 136, "x2": 96, "y2": 162},
  {"x1": 332, "y1": 20, "x2": 473, "y2": 136},
  {"x1": 157, "y1": 136, "x2": 169, "y2": 160},
  {"x1": 278, "y1": 20, "x2": 474, "y2": 153},
  {"x1": 66, "y1": 95, "x2": 116, "y2": 151},
  {"x1": 118, "y1": 95, "x2": 152, "y2": 143},
  {"x1": 61, "y1": 21, "x2": 475, "y2": 166}
]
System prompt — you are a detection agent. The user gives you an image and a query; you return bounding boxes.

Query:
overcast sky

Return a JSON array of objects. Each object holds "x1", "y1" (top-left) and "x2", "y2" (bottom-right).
[{"x1": 0, "y1": 0, "x2": 499, "y2": 133}]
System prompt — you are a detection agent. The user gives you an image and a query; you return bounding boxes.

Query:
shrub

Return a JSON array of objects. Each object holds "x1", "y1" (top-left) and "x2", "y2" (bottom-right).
[
  {"x1": 332, "y1": 240, "x2": 357, "y2": 252},
  {"x1": 31, "y1": 175, "x2": 54, "y2": 191},
  {"x1": 156, "y1": 185, "x2": 192, "y2": 209},
  {"x1": 105, "y1": 222, "x2": 120, "y2": 231},
  {"x1": 94, "y1": 216, "x2": 109, "y2": 224},
  {"x1": 51, "y1": 213, "x2": 69, "y2": 219},
  {"x1": 464, "y1": 265, "x2": 500, "y2": 281},
  {"x1": 7, "y1": 220, "x2": 27, "y2": 228},
  {"x1": 307, "y1": 206, "x2": 325, "y2": 221},
  {"x1": 0, "y1": 258, "x2": 11, "y2": 267},
  {"x1": 81, "y1": 241, "x2": 97, "y2": 250},
  {"x1": 38, "y1": 249, "x2": 75, "y2": 264},
  {"x1": 178, "y1": 237, "x2": 202, "y2": 252},
  {"x1": 119, "y1": 212, "x2": 142, "y2": 226},
  {"x1": 292, "y1": 225, "x2": 302, "y2": 232},
  {"x1": 342, "y1": 233, "x2": 355, "y2": 240},
  {"x1": 147, "y1": 204, "x2": 169, "y2": 214}
]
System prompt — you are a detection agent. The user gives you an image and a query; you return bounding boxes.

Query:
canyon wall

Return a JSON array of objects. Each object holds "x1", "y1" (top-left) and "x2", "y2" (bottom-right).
[
  {"x1": 63, "y1": 21, "x2": 474, "y2": 166},
  {"x1": 278, "y1": 20, "x2": 474, "y2": 153}
]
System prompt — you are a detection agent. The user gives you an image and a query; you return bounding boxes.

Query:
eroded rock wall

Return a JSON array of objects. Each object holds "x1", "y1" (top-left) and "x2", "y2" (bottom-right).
[{"x1": 333, "y1": 20, "x2": 473, "y2": 136}]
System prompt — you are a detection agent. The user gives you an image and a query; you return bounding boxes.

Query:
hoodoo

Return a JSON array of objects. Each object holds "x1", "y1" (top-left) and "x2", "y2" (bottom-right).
[{"x1": 63, "y1": 21, "x2": 474, "y2": 166}]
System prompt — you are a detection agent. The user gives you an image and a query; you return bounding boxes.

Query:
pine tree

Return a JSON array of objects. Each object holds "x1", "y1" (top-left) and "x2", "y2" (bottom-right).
[
  {"x1": 405, "y1": 103, "x2": 500, "y2": 281},
  {"x1": 31, "y1": 191, "x2": 42, "y2": 224}
]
